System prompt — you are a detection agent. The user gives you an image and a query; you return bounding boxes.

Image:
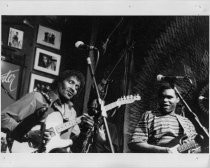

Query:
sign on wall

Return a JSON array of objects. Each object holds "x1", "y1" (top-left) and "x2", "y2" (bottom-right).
[{"x1": 1, "y1": 60, "x2": 21, "y2": 110}]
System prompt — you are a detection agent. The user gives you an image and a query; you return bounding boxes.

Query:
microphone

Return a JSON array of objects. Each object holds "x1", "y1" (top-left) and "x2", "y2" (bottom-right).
[
  {"x1": 75, "y1": 41, "x2": 98, "y2": 50},
  {"x1": 23, "y1": 19, "x2": 34, "y2": 29},
  {"x1": 157, "y1": 74, "x2": 185, "y2": 82},
  {"x1": 198, "y1": 96, "x2": 208, "y2": 100}
]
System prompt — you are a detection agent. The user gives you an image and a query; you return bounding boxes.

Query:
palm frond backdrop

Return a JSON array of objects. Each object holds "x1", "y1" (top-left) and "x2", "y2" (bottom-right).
[{"x1": 124, "y1": 16, "x2": 209, "y2": 151}]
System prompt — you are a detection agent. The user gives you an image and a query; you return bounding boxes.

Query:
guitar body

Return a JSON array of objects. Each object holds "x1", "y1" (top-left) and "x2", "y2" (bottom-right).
[
  {"x1": 11, "y1": 112, "x2": 73, "y2": 153},
  {"x1": 43, "y1": 111, "x2": 73, "y2": 153},
  {"x1": 166, "y1": 135, "x2": 202, "y2": 153}
]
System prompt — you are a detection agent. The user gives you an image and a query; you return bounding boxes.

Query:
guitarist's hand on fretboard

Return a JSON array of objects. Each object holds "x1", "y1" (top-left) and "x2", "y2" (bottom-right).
[{"x1": 80, "y1": 113, "x2": 94, "y2": 130}]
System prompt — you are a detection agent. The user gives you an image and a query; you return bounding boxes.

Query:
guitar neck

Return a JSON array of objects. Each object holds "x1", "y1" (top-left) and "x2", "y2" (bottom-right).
[
  {"x1": 177, "y1": 140, "x2": 199, "y2": 153},
  {"x1": 55, "y1": 117, "x2": 81, "y2": 133},
  {"x1": 104, "y1": 101, "x2": 118, "y2": 111},
  {"x1": 54, "y1": 95, "x2": 139, "y2": 133}
]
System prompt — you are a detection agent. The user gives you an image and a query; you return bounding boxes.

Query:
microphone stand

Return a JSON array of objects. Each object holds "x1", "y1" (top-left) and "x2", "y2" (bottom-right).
[
  {"x1": 102, "y1": 17, "x2": 124, "y2": 55},
  {"x1": 170, "y1": 82, "x2": 209, "y2": 139},
  {"x1": 86, "y1": 52, "x2": 115, "y2": 153}
]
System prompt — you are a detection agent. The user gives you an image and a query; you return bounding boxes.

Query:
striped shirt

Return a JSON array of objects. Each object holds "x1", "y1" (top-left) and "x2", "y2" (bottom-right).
[{"x1": 130, "y1": 110, "x2": 197, "y2": 147}]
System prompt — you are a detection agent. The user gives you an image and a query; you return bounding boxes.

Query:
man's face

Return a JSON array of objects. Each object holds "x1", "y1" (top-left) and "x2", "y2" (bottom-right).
[
  {"x1": 43, "y1": 56, "x2": 48, "y2": 65},
  {"x1": 158, "y1": 88, "x2": 180, "y2": 114},
  {"x1": 58, "y1": 76, "x2": 81, "y2": 100}
]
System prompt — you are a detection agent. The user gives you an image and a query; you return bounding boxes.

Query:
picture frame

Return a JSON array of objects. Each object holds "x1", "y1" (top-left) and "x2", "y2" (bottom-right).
[
  {"x1": 36, "y1": 25, "x2": 62, "y2": 50},
  {"x1": 8, "y1": 27, "x2": 24, "y2": 49},
  {"x1": 29, "y1": 73, "x2": 54, "y2": 93},
  {"x1": 34, "y1": 48, "x2": 61, "y2": 76}
]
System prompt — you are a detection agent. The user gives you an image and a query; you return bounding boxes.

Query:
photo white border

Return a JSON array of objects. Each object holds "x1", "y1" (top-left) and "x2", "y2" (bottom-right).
[
  {"x1": 0, "y1": 1, "x2": 209, "y2": 168},
  {"x1": 37, "y1": 25, "x2": 62, "y2": 50},
  {"x1": 29, "y1": 73, "x2": 53, "y2": 93},
  {"x1": 34, "y1": 48, "x2": 61, "y2": 76}
]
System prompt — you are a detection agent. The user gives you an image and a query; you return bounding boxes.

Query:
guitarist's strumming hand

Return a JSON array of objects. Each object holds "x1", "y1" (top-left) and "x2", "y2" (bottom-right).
[
  {"x1": 167, "y1": 145, "x2": 180, "y2": 153},
  {"x1": 43, "y1": 130, "x2": 53, "y2": 142},
  {"x1": 26, "y1": 129, "x2": 52, "y2": 146}
]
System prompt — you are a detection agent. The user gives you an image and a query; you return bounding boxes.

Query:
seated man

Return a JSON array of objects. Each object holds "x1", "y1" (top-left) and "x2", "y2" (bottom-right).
[
  {"x1": 128, "y1": 82, "x2": 201, "y2": 153},
  {"x1": 1, "y1": 70, "x2": 94, "y2": 153}
]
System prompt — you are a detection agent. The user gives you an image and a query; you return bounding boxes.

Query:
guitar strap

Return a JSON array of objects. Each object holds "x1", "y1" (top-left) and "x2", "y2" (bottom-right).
[
  {"x1": 175, "y1": 114, "x2": 196, "y2": 140},
  {"x1": 40, "y1": 91, "x2": 54, "y2": 109},
  {"x1": 39, "y1": 91, "x2": 62, "y2": 116}
]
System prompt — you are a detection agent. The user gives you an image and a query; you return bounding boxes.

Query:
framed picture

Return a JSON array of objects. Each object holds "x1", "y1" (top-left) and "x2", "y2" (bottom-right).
[
  {"x1": 8, "y1": 27, "x2": 24, "y2": 49},
  {"x1": 34, "y1": 48, "x2": 61, "y2": 76},
  {"x1": 37, "y1": 25, "x2": 62, "y2": 50},
  {"x1": 29, "y1": 73, "x2": 54, "y2": 93}
]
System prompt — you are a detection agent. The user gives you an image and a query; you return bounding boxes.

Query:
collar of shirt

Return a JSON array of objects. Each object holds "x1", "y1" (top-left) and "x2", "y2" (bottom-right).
[
  {"x1": 47, "y1": 91, "x2": 75, "y2": 121},
  {"x1": 47, "y1": 91, "x2": 74, "y2": 108},
  {"x1": 155, "y1": 108, "x2": 177, "y2": 117}
]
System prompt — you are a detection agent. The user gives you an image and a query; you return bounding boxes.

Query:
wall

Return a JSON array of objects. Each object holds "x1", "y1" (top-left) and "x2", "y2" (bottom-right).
[
  {"x1": 1, "y1": 16, "x2": 95, "y2": 114},
  {"x1": 1, "y1": 16, "x2": 36, "y2": 106},
  {"x1": 1, "y1": 16, "x2": 64, "y2": 107}
]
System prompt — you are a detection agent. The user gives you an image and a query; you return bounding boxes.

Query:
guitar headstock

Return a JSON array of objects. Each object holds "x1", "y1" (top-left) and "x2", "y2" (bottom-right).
[{"x1": 116, "y1": 94, "x2": 141, "y2": 107}]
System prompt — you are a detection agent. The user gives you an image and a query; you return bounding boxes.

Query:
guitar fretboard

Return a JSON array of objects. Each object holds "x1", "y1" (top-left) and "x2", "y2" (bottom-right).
[
  {"x1": 54, "y1": 95, "x2": 140, "y2": 133},
  {"x1": 55, "y1": 117, "x2": 81, "y2": 133},
  {"x1": 104, "y1": 102, "x2": 118, "y2": 111}
]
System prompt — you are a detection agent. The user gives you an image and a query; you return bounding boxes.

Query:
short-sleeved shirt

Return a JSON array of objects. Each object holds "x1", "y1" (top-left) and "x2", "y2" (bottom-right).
[
  {"x1": 130, "y1": 110, "x2": 197, "y2": 147},
  {"x1": 1, "y1": 91, "x2": 80, "y2": 140}
]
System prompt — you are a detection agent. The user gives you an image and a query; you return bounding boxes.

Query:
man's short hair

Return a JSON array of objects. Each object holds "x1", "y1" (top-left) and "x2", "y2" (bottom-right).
[
  {"x1": 157, "y1": 82, "x2": 177, "y2": 97},
  {"x1": 51, "y1": 70, "x2": 85, "y2": 94}
]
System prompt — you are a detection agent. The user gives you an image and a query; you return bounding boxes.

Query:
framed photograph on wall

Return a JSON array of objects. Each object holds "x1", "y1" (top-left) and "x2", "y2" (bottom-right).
[
  {"x1": 34, "y1": 48, "x2": 61, "y2": 76},
  {"x1": 8, "y1": 27, "x2": 24, "y2": 49},
  {"x1": 29, "y1": 73, "x2": 54, "y2": 93},
  {"x1": 37, "y1": 25, "x2": 62, "y2": 50}
]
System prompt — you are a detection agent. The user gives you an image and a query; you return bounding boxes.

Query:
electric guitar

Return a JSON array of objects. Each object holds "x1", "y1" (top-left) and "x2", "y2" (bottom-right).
[
  {"x1": 167, "y1": 135, "x2": 205, "y2": 153},
  {"x1": 11, "y1": 112, "x2": 82, "y2": 153},
  {"x1": 10, "y1": 94, "x2": 141, "y2": 153}
]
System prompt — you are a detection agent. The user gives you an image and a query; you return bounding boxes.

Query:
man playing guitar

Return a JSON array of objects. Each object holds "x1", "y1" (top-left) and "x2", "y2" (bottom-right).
[
  {"x1": 128, "y1": 82, "x2": 206, "y2": 153},
  {"x1": 1, "y1": 70, "x2": 94, "y2": 153}
]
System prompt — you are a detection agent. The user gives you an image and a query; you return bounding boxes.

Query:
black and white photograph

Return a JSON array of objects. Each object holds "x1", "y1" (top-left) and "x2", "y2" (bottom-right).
[
  {"x1": 28, "y1": 73, "x2": 53, "y2": 93},
  {"x1": 37, "y1": 25, "x2": 62, "y2": 50},
  {"x1": 7, "y1": 27, "x2": 24, "y2": 49},
  {"x1": 0, "y1": 1, "x2": 210, "y2": 168},
  {"x1": 34, "y1": 48, "x2": 61, "y2": 75}
]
